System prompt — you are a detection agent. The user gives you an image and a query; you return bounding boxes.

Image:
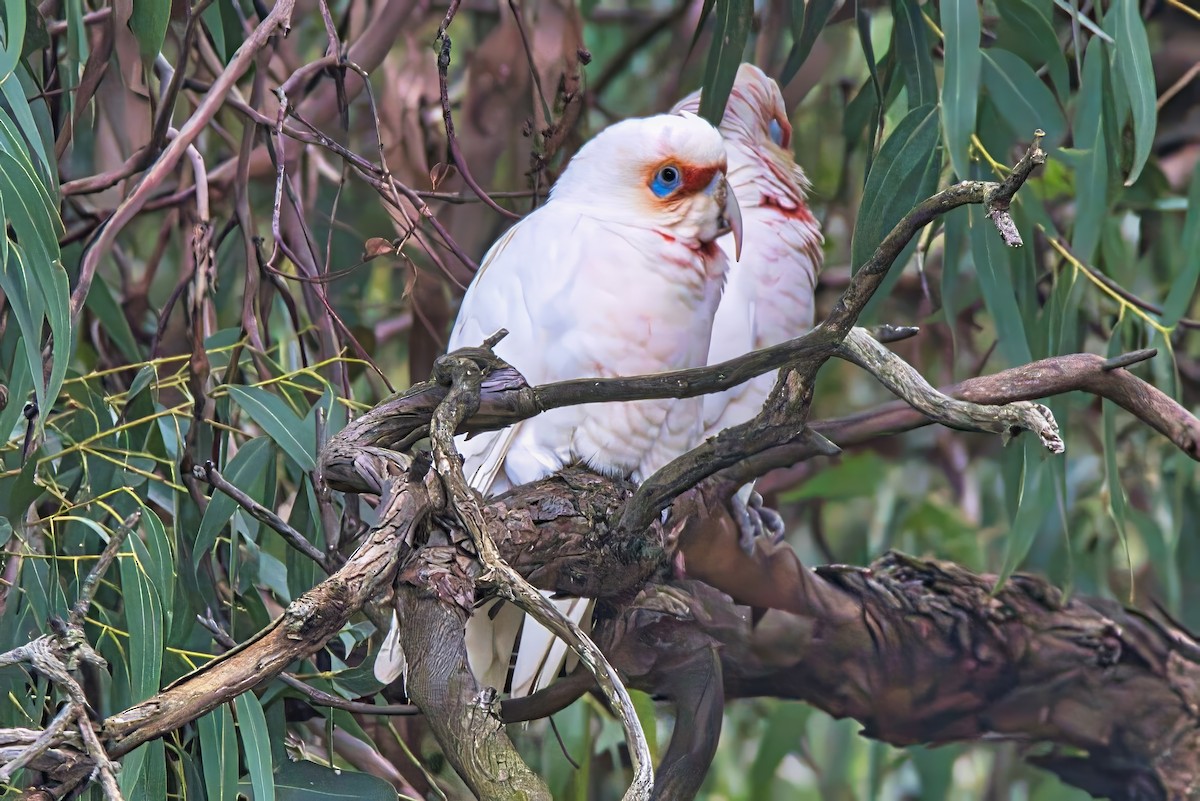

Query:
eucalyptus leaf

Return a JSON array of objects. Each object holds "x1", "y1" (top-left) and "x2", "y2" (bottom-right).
[
  {"x1": 228, "y1": 385, "x2": 317, "y2": 472},
  {"x1": 891, "y1": 0, "x2": 936, "y2": 109},
  {"x1": 940, "y1": 0, "x2": 981, "y2": 179},
  {"x1": 128, "y1": 0, "x2": 170, "y2": 61},
  {"x1": 199, "y1": 705, "x2": 239, "y2": 801},
  {"x1": 697, "y1": 0, "x2": 753, "y2": 126},
  {"x1": 781, "y1": 0, "x2": 837, "y2": 85},
  {"x1": 235, "y1": 692, "x2": 276, "y2": 801},
  {"x1": 851, "y1": 104, "x2": 942, "y2": 274},
  {"x1": 980, "y1": 48, "x2": 1066, "y2": 147},
  {"x1": 1106, "y1": 0, "x2": 1156, "y2": 186}
]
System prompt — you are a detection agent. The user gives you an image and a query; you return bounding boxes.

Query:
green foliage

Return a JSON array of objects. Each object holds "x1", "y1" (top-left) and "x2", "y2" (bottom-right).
[
  {"x1": 128, "y1": 0, "x2": 170, "y2": 62},
  {"x1": 697, "y1": 0, "x2": 754, "y2": 126},
  {"x1": 0, "y1": 0, "x2": 1195, "y2": 798}
]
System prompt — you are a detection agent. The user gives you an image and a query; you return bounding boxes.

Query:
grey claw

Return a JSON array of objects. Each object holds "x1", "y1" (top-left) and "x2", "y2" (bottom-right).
[
  {"x1": 748, "y1": 491, "x2": 786, "y2": 544},
  {"x1": 730, "y1": 495, "x2": 757, "y2": 555}
]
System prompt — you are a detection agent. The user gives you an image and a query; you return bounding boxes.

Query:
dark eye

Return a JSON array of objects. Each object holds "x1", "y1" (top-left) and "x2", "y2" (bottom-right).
[{"x1": 651, "y1": 164, "x2": 682, "y2": 197}]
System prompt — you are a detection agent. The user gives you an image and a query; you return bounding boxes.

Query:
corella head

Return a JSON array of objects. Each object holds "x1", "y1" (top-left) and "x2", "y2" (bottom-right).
[
  {"x1": 550, "y1": 113, "x2": 743, "y2": 260},
  {"x1": 672, "y1": 63, "x2": 810, "y2": 199}
]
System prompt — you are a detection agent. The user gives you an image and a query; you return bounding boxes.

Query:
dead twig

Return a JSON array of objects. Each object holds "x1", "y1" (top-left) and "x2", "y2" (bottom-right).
[
  {"x1": 73, "y1": 0, "x2": 299, "y2": 326},
  {"x1": 837, "y1": 327, "x2": 1064, "y2": 454},
  {"x1": 434, "y1": 32, "x2": 522, "y2": 220}
]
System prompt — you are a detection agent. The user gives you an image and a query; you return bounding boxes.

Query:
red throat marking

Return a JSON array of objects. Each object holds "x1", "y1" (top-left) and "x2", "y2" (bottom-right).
[{"x1": 761, "y1": 195, "x2": 817, "y2": 225}]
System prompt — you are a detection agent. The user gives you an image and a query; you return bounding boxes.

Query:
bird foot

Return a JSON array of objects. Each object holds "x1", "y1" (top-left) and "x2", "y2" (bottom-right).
[{"x1": 730, "y1": 491, "x2": 786, "y2": 554}]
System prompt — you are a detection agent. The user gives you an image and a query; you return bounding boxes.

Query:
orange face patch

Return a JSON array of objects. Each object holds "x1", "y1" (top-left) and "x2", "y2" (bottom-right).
[
  {"x1": 677, "y1": 164, "x2": 721, "y2": 195},
  {"x1": 644, "y1": 162, "x2": 723, "y2": 198}
]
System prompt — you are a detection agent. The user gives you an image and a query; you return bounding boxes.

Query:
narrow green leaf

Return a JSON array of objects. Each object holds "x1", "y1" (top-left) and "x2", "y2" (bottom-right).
[
  {"x1": 0, "y1": 0, "x2": 26, "y2": 80},
  {"x1": 1, "y1": 70, "x2": 54, "y2": 190},
  {"x1": 116, "y1": 527, "x2": 165, "y2": 799},
  {"x1": 84, "y1": 275, "x2": 142, "y2": 362},
  {"x1": 996, "y1": 0, "x2": 1070, "y2": 101},
  {"x1": 891, "y1": 0, "x2": 936, "y2": 109},
  {"x1": 941, "y1": 207, "x2": 969, "y2": 348},
  {"x1": 0, "y1": 146, "x2": 69, "y2": 421},
  {"x1": 128, "y1": 0, "x2": 170, "y2": 61},
  {"x1": 1103, "y1": 319, "x2": 1132, "y2": 581},
  {"x1": 687, "y1": 0, "x2": 717, "y2": 57},
  {"x1": 855, "y1": 4, "x2": 885, "y2": 172},
  {"x1": 749, "y1": 702, "x2": 811, "y2": 793},
  {"x1": 1068, "y1": 37, "x2": 1109, "y2": 264},
  {"x1": 0, "y1": 345, "x2": 31, "y2": 450},
  {"x1": 227, "y1": 385, "x2": 316, "y2": 471},
  {"x1": 697, "y1": 0, "x2": 752, "y2": 126},
  {"x1": 139, "y1": 503, "x2": 175, "y2": 631},
  {"x1": 940, "y1": 0, "x2": 981, "y2": 178},
  {"x1": 910, "y1": 744, "x2": 959, "y2": 801},
  {"x1": 201, "y1": 0, "x2": 227, "y2": 62},
  {"x1": 119, "y1": 739, "x2": 166, "y2": 801},
  {"x1": 851, "y1": 104, "x2": 943, "y2": 273},
  {"x1": 980, "y1": 48, "x2": 1066, "y2": 147},
  {"x1": 781, "y1": 0, "x2": 837, "y2": 85},
  {"x1": 252, "y1": 760, "x2": 397, "y2": 801},
  {"x1": 121, "y1": 531, "x2": 164, "y2": 701},
  {"x1": 1107, "y1": 0, "x2": 1156, "y2": 185},
  {"x1": 970, "y1": 206, "x2": 1033, "y2": 366},
  {"x1": 0, "y1": 246, "x2": 48, "y2": 423},
  {"x1": 199, "y1": 705, "x2": 239, "y2": 801},
  {"x1": 234, "y1": 692, "x2": 275, "y2": 801},
  {"x1": 62, "y1": 0, "x2": 87, "y2": 122},
  {"x1": 1161, "y1": 158, "x2": 1200, "y2": 327},
  {"x1": 629, "y1": 689, "x2": 657, "y2": 758},
  {"x1": 994, "y1": 439, "x2": 1055, "y2": 589}
]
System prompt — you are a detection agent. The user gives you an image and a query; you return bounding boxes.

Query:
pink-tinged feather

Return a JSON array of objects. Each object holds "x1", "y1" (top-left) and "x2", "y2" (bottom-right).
[
  {"x1": 382, "y1": 112, "x2": 737, "y2": 697},
  {"x1": 672, "y1": 64, "x2": 823, "y2": 439}
]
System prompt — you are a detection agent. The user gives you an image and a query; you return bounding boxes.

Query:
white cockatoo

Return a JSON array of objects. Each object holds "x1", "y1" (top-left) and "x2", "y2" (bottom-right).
[
  {"x1": 673, "y1": 63, "x2": 823, "y2": 542},
  {"x1": 374, "y1": 112, "x2": 743, "y2": 695}
]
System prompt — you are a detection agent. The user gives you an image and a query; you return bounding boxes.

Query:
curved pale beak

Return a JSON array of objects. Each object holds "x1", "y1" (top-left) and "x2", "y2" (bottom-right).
[
  {"x1": 722, "y1": 179, "x2": 744, "y2": 262},
  {"x1": 708, "y1": 172, "x2": 744, "y2": 262}
]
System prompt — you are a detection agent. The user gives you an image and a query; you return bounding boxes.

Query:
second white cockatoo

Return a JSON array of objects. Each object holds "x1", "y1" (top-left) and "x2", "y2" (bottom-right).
[
  {"x1": 374, "y1": 112, "x2": 743, "y2": 695},
  {"x1": 673, "y1": 64, "x2": 824, "y2": 544}
]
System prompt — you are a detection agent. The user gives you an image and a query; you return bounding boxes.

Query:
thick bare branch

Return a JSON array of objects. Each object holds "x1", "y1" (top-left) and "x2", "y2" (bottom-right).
[
  {"x1": 426, "y1": 353, "x2": 654, "y2": 800},
  {"x1": 812, "y1": 350, "x2": 1200, "y2": 458},
  {"x1": 838, "y1": 327, "x2": 1064, "y2": 454},
  {"x1": 599, "y1": 552, "x2": 1200, "y2": 801},
  {"x1": 105, "y1": 465, "x2": 432, "y2": 756}
]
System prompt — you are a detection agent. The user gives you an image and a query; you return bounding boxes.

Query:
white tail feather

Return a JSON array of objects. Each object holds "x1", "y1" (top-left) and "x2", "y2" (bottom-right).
[
  {"x1": 464, "y1": 599, "x2": 525, "y2": 691},
  {"x1": 373, "y1": 610, "x2": 407, "y2": 687},
  {"x1": 509, "y1": 595, "x2": 594, "y2": 698}
]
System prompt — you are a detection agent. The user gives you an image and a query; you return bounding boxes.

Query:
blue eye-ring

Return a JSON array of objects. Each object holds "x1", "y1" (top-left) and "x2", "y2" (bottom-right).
[
  {"x1": 651, "y1": 164, "x2": 682, "y2": 197},
  {"x1": 768, "y1": 119, "x2": 785, "y2": 146}
]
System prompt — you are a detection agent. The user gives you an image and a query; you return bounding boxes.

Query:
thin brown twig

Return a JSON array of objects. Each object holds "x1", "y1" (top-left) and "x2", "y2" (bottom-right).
[
  {"x1": 1048, "y1": 235, "x2": 1200, "y2": 330},
  {"x1": 434, "y1": 33, "x2": 522, "y2": 220},
  {"x1": 67, "y1": 511, "x2": 141, "y2": 628},
  {"x1": 199, "y1": 617, "x2": 419, "y2": 715},
  {"x1": 199, "y1": 462, "x2": 333, "y2": 571},
  {"x1": 45, "y1": 6, "x2": 111, "y2": 35},
  {"x1": 808, "y1": 350, "x2": 1200, "y2": 460},
  {"x1": 72, "y1": 0, "x2": 298, "y2": 326}
]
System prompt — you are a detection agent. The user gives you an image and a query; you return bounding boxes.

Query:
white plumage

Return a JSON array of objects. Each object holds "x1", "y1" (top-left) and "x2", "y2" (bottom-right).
[
  {"x1": 674, "y1": 64, "x2": 824, "y2": 443},
  {"x1": 375, "y1": 112, "x2": 742, "y2": 694}
]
